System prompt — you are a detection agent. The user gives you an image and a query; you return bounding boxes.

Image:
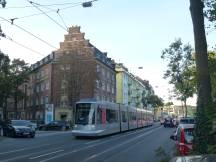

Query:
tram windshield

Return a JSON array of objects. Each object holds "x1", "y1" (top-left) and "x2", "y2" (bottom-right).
[{"x1": 75, "y1": 103, "x2": 91, "y2": 125}]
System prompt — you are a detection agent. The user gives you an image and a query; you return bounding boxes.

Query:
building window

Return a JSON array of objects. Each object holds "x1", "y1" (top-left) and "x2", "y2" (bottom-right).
[
  {"x1": 110, "y1": 73, "x2": 114, "y2": 81},
  {"x1": 45, "y1": 96, "x2": 49, "y2": 103},
  {"x1": 36, "y1": 98, "x2": 39, "y2": 105},
  {"x1": 45, "y1": 81, "x2": 49, "y2": 90},
  {"x1": 40, "y1": 96, "x2": 43, "y2": 105},
  {"x1": 36, "y1": 84, "x2": 40, "y2": 92},
  {"x1": 36, "y1": 72, "x2": 40, "y2": 79},
  {"x1": 107, "y1": 71, "x2": 110, "y2": 79},
  {"x1": 102, "y1": 82, "x2": 105, "y2": 91},
  {"x1": 107, "y1": 83, "x2": 110, "y2": 92},
  {"x1": 102, "y1": 68, "x2": 105, "y2": 76},
  {"x1": 96, "y1": 64, "x2": 100, "y2": 72},
  {"x1": 112, "y1": 86, "x2": 115, "y2": 94},
  {"x1": 46, "y1": 82, "x2": 50, "y2": 90}
]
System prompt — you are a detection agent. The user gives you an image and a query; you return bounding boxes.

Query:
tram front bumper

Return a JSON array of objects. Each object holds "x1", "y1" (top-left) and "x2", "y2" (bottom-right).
[{"x1": 72, "y1": 129, "x2": 104, "y2": 137}]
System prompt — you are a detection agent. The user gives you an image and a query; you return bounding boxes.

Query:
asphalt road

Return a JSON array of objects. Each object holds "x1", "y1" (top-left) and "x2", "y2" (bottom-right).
[{"x1": 0, "y1": 123, "x2": 175, "y2": 162}]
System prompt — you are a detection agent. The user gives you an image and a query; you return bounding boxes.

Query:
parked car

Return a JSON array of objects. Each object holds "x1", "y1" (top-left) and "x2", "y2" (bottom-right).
[
  {"x1": 170, "y1": 154, "x2": 216, "y2": 162},
  {"x1": 170, "y1": 124, "x2": 194, "y2": 155},
  {"x1": 2, "y1": 120, "x2": 35, "y2": 138},
  {"x1": 38, "y1": 121, "x2": 70, "y2": 131}
]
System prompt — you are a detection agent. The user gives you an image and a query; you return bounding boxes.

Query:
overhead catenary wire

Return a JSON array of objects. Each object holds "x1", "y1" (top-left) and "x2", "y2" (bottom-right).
[
  {"x1": 33, "y1": 3, "x2": 69, "y2": 31},
  {"x1": 0, "y1": 0, "x2": 97, "y2": 23},
  {"x1": 28, "y1": 0, "x2": 68, "y2": 32},
  {"x1": 0, "y1": 16, "x2": 58, "y2": 50},
  {"x1": 30, "y1": 2, "x2": 69, "y2": 32},
  {"x1": 1, "y1": 34, "x2": 45, "y2": 56},
  {"x1": 0, "y1": 1, "x2": 83, "y2": 9}
]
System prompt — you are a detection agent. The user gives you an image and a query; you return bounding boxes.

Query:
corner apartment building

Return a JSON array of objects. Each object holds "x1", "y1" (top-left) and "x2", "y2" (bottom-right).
[
  {"x1": 116, "y1": 63, "x2": 147, "y2": 109},
  {"x1": 7, "y1": 26, "x2": 116, "y2": 123}
]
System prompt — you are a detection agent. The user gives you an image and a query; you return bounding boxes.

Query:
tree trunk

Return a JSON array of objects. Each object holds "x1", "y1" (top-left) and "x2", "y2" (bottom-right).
[
  {"x1": 14, "y1": 89, "x2": 18, "y2": 119},
  {"x1": 184, "y1": 99, "x2": 187, "y2": 117},
  {"x1": 189, "y1": 0, "x2": 212, "y2": 153},
  {"x1": 3, "y1": 97, "x2": 7, "y2": 120}
]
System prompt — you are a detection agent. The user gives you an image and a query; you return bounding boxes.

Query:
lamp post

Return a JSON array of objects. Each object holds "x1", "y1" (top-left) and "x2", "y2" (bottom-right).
[{"x1": 0, "y1": 0, "x2": 6, "y2": 8}]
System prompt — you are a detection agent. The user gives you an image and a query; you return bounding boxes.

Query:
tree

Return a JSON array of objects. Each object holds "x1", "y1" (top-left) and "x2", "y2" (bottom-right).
[
  {"x1": 208, "y1": 51, "x2": 216, "y2": 99},
  {"x1": 189, "y1": 0, "x2": 213, "y2": 153},
  {"x1": 148, "y1": 94, "x2": 164, "y2": 108},
  {"x1": 161, "y1": 39, "x2": 195, "y2": 117},
  {"x1": 140, "y1": 79, "x2": 154, "y2": 108},
  {"x1": 10, "y1": 59, "x2": 30, "y2": 119},
  {"x1": 0, "y1": 51, "x2": 10, "y2": 120}
]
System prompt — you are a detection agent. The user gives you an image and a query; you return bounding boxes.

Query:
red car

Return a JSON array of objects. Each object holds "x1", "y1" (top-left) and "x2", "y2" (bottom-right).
[{"x1": 170, "y1": 124, "x2": 194, "y2": 155}]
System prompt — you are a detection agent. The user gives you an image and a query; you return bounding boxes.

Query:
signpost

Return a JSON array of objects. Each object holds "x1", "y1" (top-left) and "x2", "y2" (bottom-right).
[{"x1": 45, "y1": 104, "x2": 54, "y2": 124}]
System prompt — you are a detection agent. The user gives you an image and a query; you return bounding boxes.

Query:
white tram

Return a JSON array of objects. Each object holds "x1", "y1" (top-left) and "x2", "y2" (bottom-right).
[{"x1": 72, "y1": 100, "x2": 154, "y2": 137}]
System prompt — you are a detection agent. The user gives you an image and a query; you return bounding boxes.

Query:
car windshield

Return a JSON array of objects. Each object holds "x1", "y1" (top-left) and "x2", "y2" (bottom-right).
[
  {"x1": 11, "y1": 120, "x2": 28, "y2": 126},
  {"x1": 75, "y1": 103, "x2": 91, "y2": 125},
  {"x1": 185, "y1": 128, "x2": 194, "y2": 144}
]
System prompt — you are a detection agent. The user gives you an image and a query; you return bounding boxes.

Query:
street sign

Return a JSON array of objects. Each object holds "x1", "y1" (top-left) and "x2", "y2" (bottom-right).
[{"x1": 45, "y1": 104, "x2": 54, "y2": 124}]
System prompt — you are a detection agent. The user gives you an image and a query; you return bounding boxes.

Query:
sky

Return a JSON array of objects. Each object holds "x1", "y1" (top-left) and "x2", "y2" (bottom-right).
[{"x1": 0, "y1": 0, "x2": 216, "y2": 106}]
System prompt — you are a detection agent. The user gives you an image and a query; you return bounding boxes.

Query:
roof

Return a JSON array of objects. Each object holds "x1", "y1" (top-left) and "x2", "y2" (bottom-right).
[{"x1": 178, "y1": 124, "x2": 195, "y2": 129}]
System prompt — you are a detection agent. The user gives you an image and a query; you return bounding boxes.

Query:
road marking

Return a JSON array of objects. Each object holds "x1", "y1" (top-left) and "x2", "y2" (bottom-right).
[
  {"x1": 81, "y1": 126, "x2": 162, "y2": 162},
  {"x1": 38, "y1": 144, "x2": 99, "y2": 162},
  {"x1": 38, "y1": 126, "x2": 162, "y2": 162},
  {"x1": 0, "y1": 147, "x2": 63, "y2": 162},
  {"x1": 0, "y1": 143, "x2": 52, "y2": 155},
  {"x1": 29, "y1": 150, "x2": 64, "y2": 160},
  {"x1": 85, "y1": 140, "x2": 101, "y2": 145}
]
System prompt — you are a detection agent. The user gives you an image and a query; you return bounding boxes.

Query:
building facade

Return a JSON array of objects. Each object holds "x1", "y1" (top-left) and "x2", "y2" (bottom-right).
[
  {"x1": 8, "y1": 26, "x2": 116, "y2": 123},
  {"x1": 116, "y1": 63, "x2": 147, "y2": 109}
]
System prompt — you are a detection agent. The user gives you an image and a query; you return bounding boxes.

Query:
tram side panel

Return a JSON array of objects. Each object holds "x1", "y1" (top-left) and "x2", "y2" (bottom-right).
[
  {"x1": 119, "y1": 105, "x2": 129, "y2": 132},
  {"x1": 128, "y1": 108, "x2": 137, "y2": 130}
]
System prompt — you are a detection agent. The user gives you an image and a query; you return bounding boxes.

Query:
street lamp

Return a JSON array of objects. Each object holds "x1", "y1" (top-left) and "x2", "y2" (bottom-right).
[
  {"x1": 82, "y1": 0, "x2": 98, "y2": 8},
  {"x1": 0, "y1": 0, "x2": 6, "y2": 8}
]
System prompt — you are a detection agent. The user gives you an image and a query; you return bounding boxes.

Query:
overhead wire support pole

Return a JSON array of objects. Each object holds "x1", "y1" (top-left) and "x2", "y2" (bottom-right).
[
  {"x1": 28, "y1": 0, "x2": 68, "y2": 32},
  {"x1": 0, "y1": 16, "x2": 58, "y2": 50}
]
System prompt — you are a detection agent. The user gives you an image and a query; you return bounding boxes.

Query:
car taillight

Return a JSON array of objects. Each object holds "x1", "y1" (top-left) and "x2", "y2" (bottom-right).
[
  {"x1": 179, "y1": 144, "x2": 190, "y2": 155},
  {"x1": 180, "y1": 129, "x2": 185, "y2": 143}
]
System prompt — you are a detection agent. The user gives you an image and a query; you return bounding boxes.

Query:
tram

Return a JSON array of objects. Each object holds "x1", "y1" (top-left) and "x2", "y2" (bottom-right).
[{"x1": 72, "y1": 100, "x2": 154, "y2": 137}]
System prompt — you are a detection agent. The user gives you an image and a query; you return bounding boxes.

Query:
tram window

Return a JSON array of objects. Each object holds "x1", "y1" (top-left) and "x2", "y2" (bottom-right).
[
  {"x1": 75, "y1": 103, "x2": 91, "y2": 125},
  {"x1": 97, "y1": 108, "x2": 102, "y2": 124},
  {"x1": 106, "y1": 109, "x2": 117, "y2": 123},
  {"x1": 122, "y1": 111, "x2": 127, "y2": 122},
  {"x1": 92, "y1": 111, "x2": 95, "y2": 124},
  {"x1": 129, "y1": 112, "x2": 133, "y2": 121}
]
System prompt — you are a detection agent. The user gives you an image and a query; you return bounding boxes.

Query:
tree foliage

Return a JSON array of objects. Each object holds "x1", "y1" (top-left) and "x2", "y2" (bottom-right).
[
  {"x1": 148, "y1": 94, "x2": 164, "y2": 108},
  {"x1": 204, "y1": 0, "x2": 216, "y2": 27},
  {"x1": 10, "y1": 59, "x2": 30, "y2": 119},
  {"x1": 161, "y1": 39, "x2": 196, "y2": 117},
  {"x1": 0, "y1": 51, "x2": 10, "y2": 120},
  {"x1": 0, "y1": 51, "x2": 29, "y2": 120}
]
